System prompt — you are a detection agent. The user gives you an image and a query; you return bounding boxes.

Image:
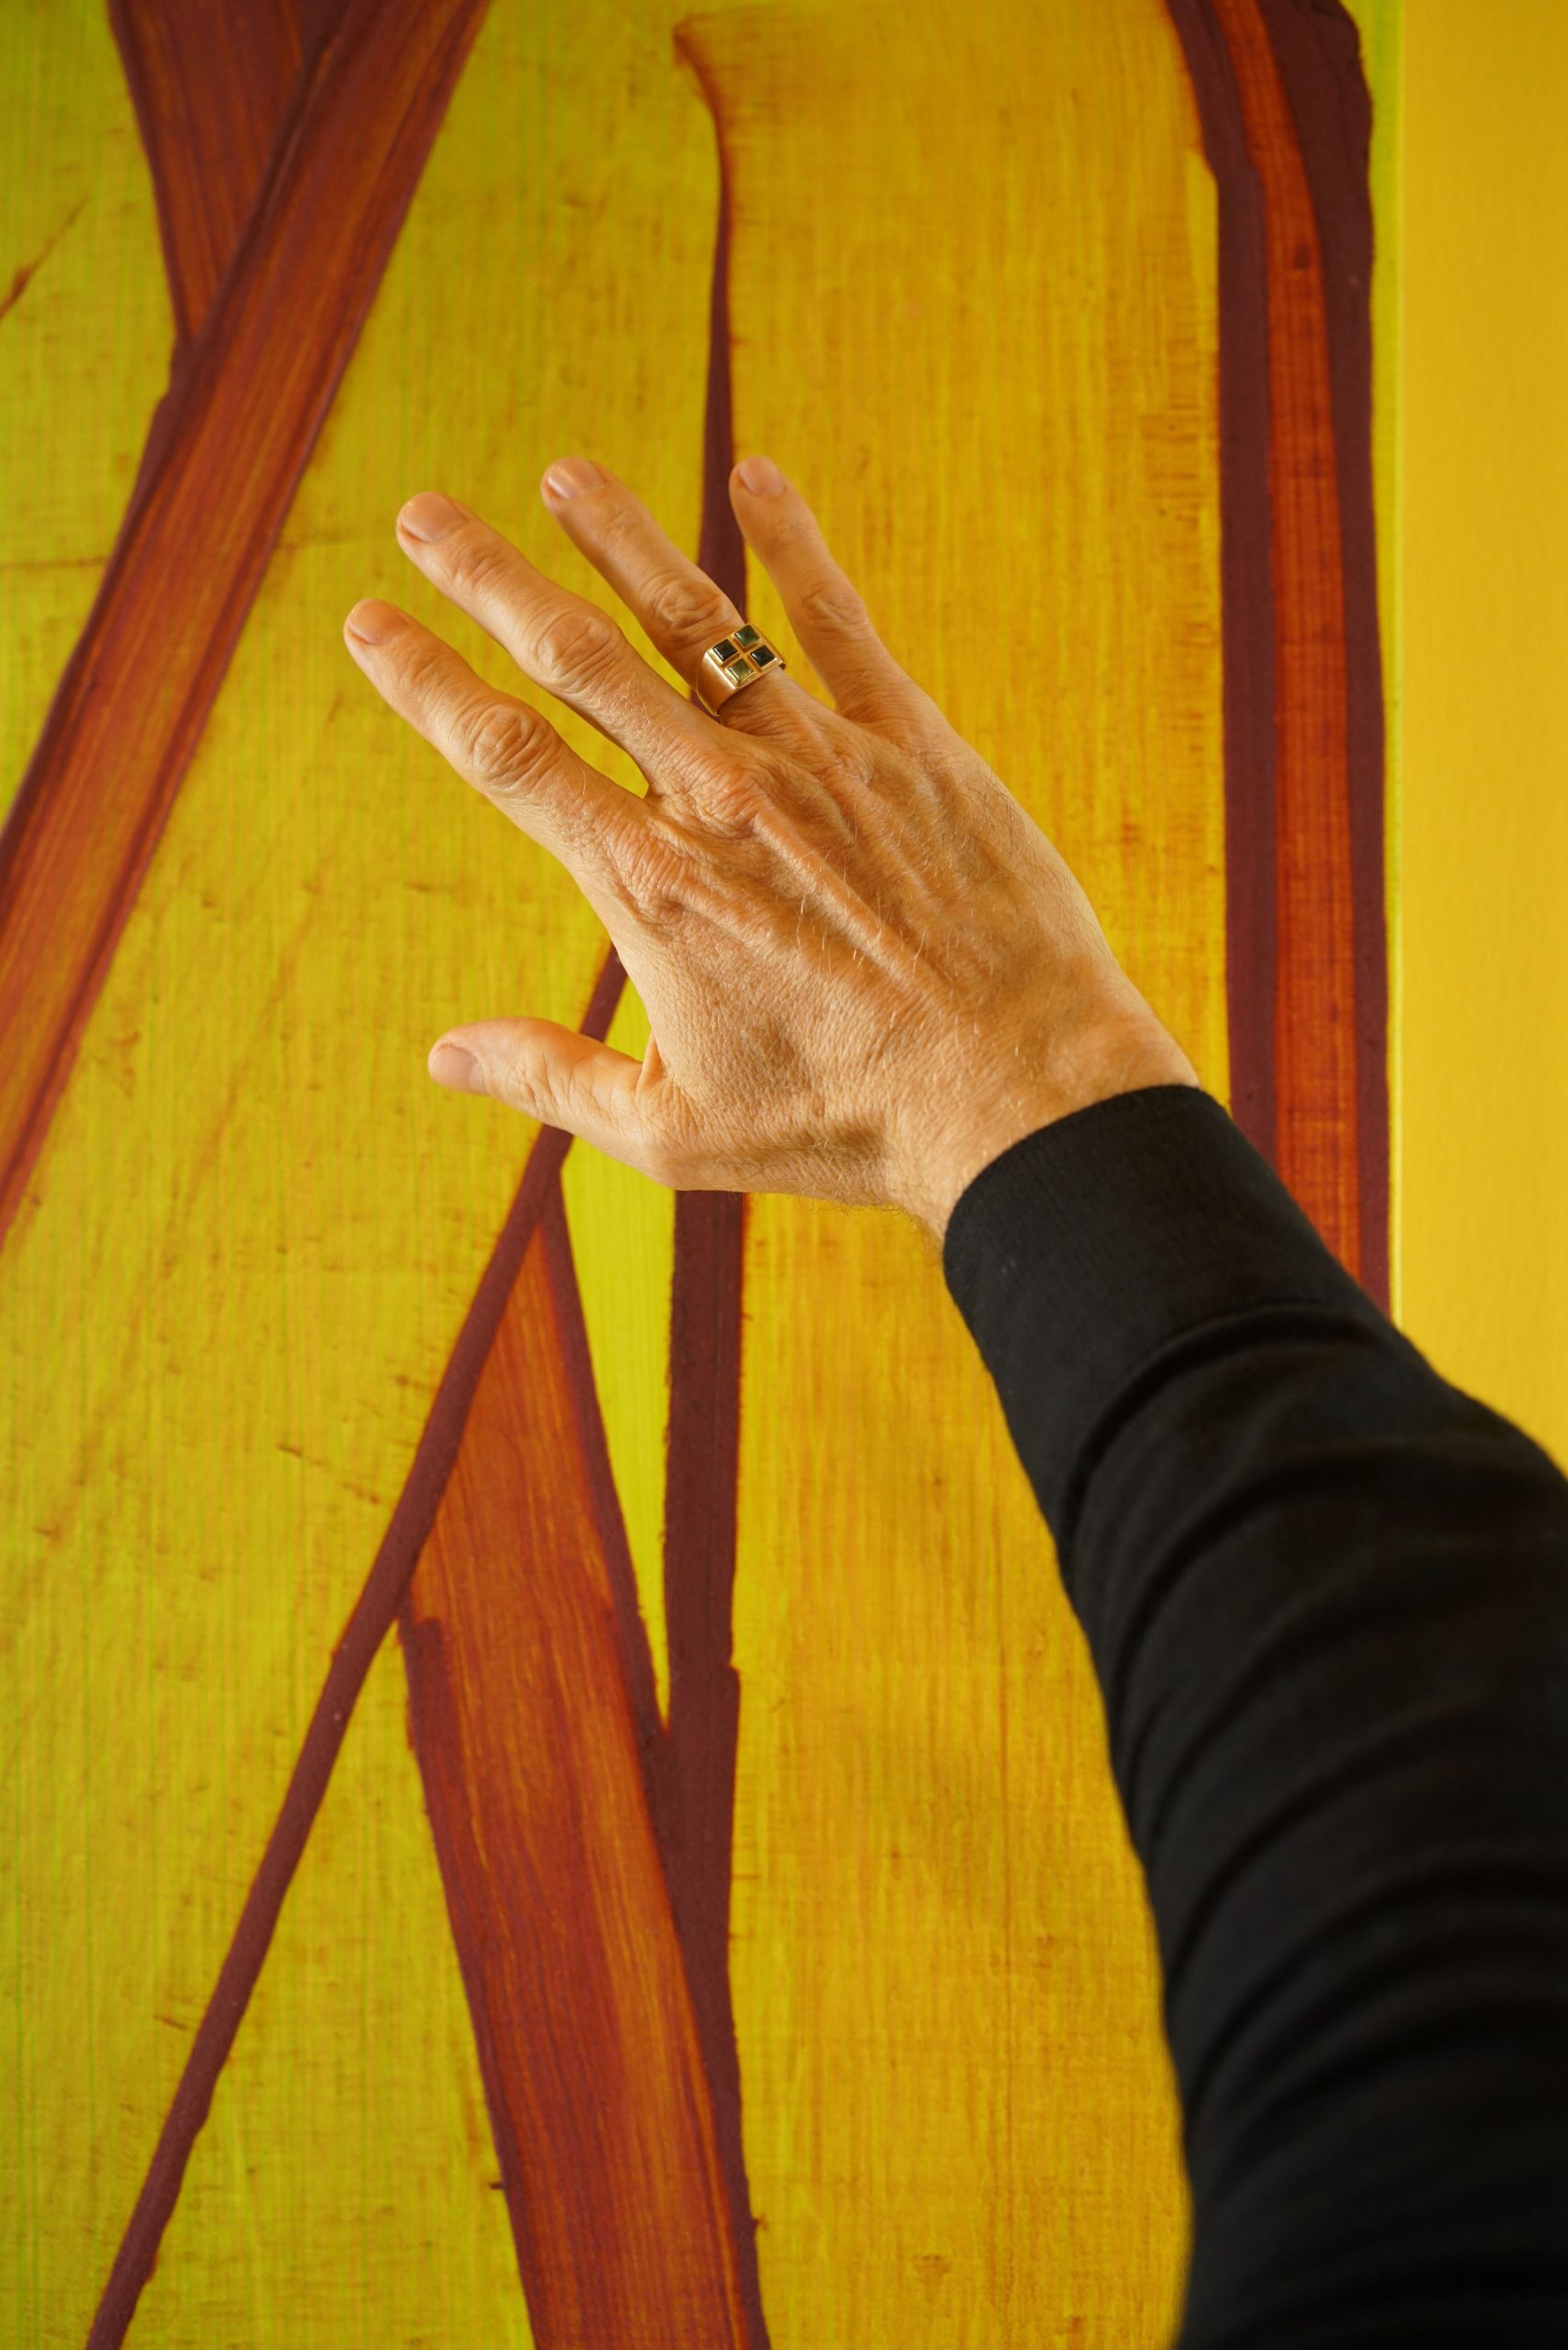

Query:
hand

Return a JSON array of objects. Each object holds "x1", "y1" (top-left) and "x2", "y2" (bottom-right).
[{"x1": 343, "y1": 455, "x2": 1199, "y2": 1241}]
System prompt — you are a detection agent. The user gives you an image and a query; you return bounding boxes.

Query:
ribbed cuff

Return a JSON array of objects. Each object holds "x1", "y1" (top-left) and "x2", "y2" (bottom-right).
[{"x1": 941, "y1": 1086, "x2": 1396, "y2": 1547}]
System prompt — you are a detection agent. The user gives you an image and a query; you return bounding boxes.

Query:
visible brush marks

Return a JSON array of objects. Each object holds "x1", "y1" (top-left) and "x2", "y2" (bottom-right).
[
  {"x1": 0, "y1": 0, "x2": 489, "y2": 1250},
  {"x1": 1162, "y1": 0, "x2": 1279, "y2": 1165},
  {"x1": 1165, "y1": 0, "x2": 1388, "y2": 1300},
  {"x1": 0, "y1": 197, "x2": 88, "y2": 331},
  {"x1": 109, "y1": 1, "x2": 308, "y2": 343},
  {"x1": 402, "y1": 1182, "x2": 752, "y2": 2347},
  {"x1": 82, "y1": 950, "x2": 627, "y2": 2348},
  {"x1": 1256, "y1": 0, "x2": 1389, "y2": 1307},
  {"x1": 65, "y1": 5, "x2": 1391, "y2": 2340},
  {"x1": 655, "y1": 89, "x2": 769, "y2": 2337},
  {"x1": 397, "y1": 127, "x2": 768, "y2": 2342}
]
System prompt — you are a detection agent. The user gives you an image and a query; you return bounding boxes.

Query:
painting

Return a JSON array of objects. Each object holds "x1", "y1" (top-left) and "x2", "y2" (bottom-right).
[{"x1": 19, "y1": 0, "x2": 1563, "y2": 2343}]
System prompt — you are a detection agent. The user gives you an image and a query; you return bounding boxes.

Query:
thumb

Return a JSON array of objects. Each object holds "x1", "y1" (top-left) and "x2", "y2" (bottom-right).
[{"x1": 428, "y1": 1017, "x2": 665, "y2": 1175}]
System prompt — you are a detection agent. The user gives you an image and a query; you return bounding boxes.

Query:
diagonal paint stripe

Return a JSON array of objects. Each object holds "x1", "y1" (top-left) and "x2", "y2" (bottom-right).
[
  {"x1": 0, "y1": 0, "x2": 490, "y2": 1253},
  {"x1": 1165, "y1": 0, "x2": 1388, "y2": 1303},
  {"x1": 1163, "y1": 0, "x2": 1281, "y2": 1166},
  {"x1": 82, "y1": 948, "x2": 625, "y2": 2350},
  {"x1": 393, "y1": 77, "x2": 770, "y2": 2336}
]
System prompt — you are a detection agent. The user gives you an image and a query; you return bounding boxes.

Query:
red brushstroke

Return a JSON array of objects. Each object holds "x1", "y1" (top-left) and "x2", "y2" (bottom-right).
[
  {"x1": 67, "y1": 1, "x2": 769, "y2": 2326},
  {"x1": 1165, "y1": 0, "x2": 1388, "y2": 1300},
  {"x1": 1255, "y1": 0, "x2": 1389, "y2": 1307},
  {"x1": 83, "y1": 954, "x2": 625, "y2": 2350},
  {"x1": 402, "y1": 1181, "x2": 751, "y2": 2346},
  {"x1": 0, "y1": 0, "x2": 489, "y2": 1252},
  {"x1": 108, "y1": 2, "x2": 339, "y2": 344},
  {"x1": 1162, "y1": 0, "x2": 1279, "y2": 1162},
  {"x1": 72, "y1": 5, "x2": 1392, "y2": 2339},
  {"x1": 396, "y1": 105, "x2": 768, "y2": 2339},
  {"x1": 84, "y1": 948, "x2": 626, "y2": 2348},
  {"x1": 653, "y1": 77, "x2": 768, "y2": 2335}
]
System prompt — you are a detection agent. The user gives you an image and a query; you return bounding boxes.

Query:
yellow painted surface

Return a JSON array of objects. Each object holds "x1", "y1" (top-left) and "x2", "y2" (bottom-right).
[
  {"x1": 689, "y1": 4, "x2": 1224, "y2": 2338},
  {"x1": 1, "y1": 2, "x2": 714, "y2": 2339},
  {"x1": 18, "y1": 3, "x2": 1564, "y2": 2349},
  {"x1": 560, "y1": 982, "x2": 675, "y2": 1715},
  {"x1": 129, "y1": 1640, "x2": 532, "y2": 2350},
  {"x1": 0, "y1": 0, "x2": 170, "y2": 826},
  {"x1": 1395, "y1": 0, "x2": 1568, "y2": 1467}
]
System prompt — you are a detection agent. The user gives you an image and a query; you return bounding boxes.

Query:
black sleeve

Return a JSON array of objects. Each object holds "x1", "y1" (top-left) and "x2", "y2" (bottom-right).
[{"x1": 942, "y1": 1085, "x2": 1568, "y2": 2349}]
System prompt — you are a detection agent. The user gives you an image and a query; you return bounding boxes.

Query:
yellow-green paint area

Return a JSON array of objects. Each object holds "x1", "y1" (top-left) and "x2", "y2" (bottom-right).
[
  {"x1": 10, "y1": 2, "x2": 1568, "y2": 2347},
  {"x1": 0, "y1": 0, "x2": 170, "y2": 830},
  {"x1": 702, "y1": 7, "x2": 1220, "y2": 2332},
  {"x1": 127, "y1": 1639, "x2": 534, "y2": 2350},
  {"x1": 561, "y1": 981, "x2": 675, "y2": 1717},
  {"x1": 1, "y1": 0, "x2": 715, "y2": 2337}
]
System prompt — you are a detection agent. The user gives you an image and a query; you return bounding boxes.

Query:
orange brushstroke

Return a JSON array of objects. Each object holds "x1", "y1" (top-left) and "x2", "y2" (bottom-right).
[
  {"x1": 402, "y1": 1184, "x2": 756, "y2": 2348},
  {"x1": 395, "y1": 113, "x2": 768, "y2": 2346},
  {"x1": 0, "y1": 0, "x2": 488, "y2": 1251},
  {"x1": 108, "y1": 1, "x2": 333, "y2": 343},
  {"x1": 1210, "y1": 0, "x2": 1362, "y2": 1271}
]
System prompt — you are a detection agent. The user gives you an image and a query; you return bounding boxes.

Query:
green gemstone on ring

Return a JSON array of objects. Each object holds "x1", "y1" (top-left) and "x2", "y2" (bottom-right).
[
  {"x1": 725, "y1": 657, "x2": 753, "y2": 685},
  {"x1": 734, "y1": 624, "x2": 760, "y2": 648},
  {"x1": 750, "y1": 644, "x2": 778, "y2": 667},
  {"x1": 712, "y1": 637, "x2": 737, "y2": 663}
]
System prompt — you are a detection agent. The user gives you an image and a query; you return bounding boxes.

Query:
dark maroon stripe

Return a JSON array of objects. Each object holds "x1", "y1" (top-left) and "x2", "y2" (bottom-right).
[
  {"x1": 652, "y1": 62, "x2": 768, "y2": 2342},
  {"x1": 107, "y1": 0, "x2": 302, "y2": 345},
  {"x1": 84, "y1": 949, "x2": 625, "y2": 2350},
  {"x1": 0, "y1": 0, "x2": 491, "y2": 1255},
  {"x1": 694, "y1": 160, "x2": 747, "y2": 601},
  {"x1": 1163, "y1": 0, "x2": 1278, "y2": 1165},
  {"x1": 660, "y1": 1188, "x2": 755, "y2": 2302},
  {"x1": 1255, "y1": 0, "x2": 1389, "y2": 1306}
]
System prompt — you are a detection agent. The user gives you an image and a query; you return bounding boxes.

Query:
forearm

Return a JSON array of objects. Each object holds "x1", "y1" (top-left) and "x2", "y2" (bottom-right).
[{"x1": 945, "y1": 1086, "x2": 1568, "y2": 2346}]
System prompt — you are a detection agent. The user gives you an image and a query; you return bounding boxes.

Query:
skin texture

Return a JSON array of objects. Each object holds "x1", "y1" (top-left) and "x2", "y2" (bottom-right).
[{"x1": 343, "y1": 454, "x2": 1200, "y2": 1240}]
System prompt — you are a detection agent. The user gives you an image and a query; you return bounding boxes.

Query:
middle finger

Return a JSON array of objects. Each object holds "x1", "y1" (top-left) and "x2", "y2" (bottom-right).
[{"x1": 539, "y1": 457, "x2": 827, "y2": 753}]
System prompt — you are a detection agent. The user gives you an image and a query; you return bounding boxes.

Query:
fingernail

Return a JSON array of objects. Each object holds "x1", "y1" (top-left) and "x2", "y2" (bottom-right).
[
  {"x1": 735, "y1": 454, "x2": 784, "y2": 496},
  {"x1": 399, "y1": 492, "x2": 464, "y2": 542},
  {"x1": 429, "y1": 1040, "x2": 484, "y2": 1093},
  {"x1": 543, "y1": 456, "x2": 607, "y2": 501},
  {"x1": 345, "y1": 598, "x2": 400, "y2": 646}
]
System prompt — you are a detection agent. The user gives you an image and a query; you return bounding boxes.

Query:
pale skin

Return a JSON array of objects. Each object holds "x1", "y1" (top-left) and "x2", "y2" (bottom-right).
[{"x1": 343, "y1": 453, "x2": 1200, "y2": 1242}]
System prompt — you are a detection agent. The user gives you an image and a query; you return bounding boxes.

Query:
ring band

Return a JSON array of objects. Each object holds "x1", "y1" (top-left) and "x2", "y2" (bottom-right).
[{"x1": 694, "y1": 623, "x2": 786, "y2": 716}]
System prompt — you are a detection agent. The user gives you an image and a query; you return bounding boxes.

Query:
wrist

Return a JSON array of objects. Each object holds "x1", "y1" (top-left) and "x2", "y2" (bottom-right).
[{"x1": 908, "y1": 1004, "x2": 1201, "y2": 1242}]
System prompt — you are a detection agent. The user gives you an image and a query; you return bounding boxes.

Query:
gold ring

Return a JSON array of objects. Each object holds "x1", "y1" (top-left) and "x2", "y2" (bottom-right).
[{"x1": 694, "y1": 623, "x2": 786, "y2": 716}]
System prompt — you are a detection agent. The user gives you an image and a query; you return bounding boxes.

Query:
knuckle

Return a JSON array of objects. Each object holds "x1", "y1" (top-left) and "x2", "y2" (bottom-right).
[
  {"x1": 797, "y1": 573, "x2": 871, "y2": 637},
  {"x1": 531, "y1": 603, "x2": 622, "y2": 687},
  {"x1": 643, "y1": 568, "x2": 732, "y2": 649},
  {"x1": 464, "y1": 699, "x2": 554, "y2": 796},
  {"x1": 698, "y1": 760, "x2": 767, "y2": 837},
  {"x1": 612, "y1": 823, "x2": 696, "y2": 925},
  {"x1": 398, "y1": 635, "x2": 452, "y2": 705},
  {"x1": 442, "y1": 528, "x2": 513, "y2": 603}
]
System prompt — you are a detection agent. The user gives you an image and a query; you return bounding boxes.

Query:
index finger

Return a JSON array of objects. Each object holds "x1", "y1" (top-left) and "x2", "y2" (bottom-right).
[
  {"x1": 394, "y1": 491, "x2": 723, "y2": 786},
  {"x1": 343, "y1": 597, "x2": 646, "y2": 906}
]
